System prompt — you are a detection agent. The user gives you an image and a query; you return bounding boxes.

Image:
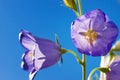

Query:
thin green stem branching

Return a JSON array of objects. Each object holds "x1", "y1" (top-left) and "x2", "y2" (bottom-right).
[{"x1": 61, "y1": 48, "x2": 82, "y2": 65}]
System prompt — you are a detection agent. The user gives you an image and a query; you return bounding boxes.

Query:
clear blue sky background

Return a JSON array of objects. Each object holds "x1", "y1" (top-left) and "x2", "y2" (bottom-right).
[{"x1": 0, "y1": 0, "x2": 120, "y2": 80}]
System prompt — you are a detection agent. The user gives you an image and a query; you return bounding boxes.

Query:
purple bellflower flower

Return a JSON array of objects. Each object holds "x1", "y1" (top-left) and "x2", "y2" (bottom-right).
[
  {"x1": 100, "y1": 40, "x2": 120, "y2": 80},
  {"x1": 106, "y1": 61, "x2": 120, "y2": 80},
  {"x1": 100, "y1": 54, "x2": 120, "y2": 80},
  {"x1": 19, "y1": 30, "x2": 61, "y2": 80},
  {"x1": 71, "y1": 9, "x2": 118, "y2": 56}
]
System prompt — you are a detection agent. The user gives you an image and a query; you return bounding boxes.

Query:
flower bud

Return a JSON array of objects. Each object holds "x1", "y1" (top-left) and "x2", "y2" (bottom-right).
[
  {"x1": 63, "y1": 0, "x2": 78, "y2": 12},
  {"x1": 100, "y1": 41, "x2": 120, "y2": 80}
]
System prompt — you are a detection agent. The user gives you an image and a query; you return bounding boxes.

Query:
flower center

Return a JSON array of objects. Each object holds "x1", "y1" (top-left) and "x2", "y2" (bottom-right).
[
  {"x1": 29, "y1": 51, "x2": 34, "y2": 57},
  {"x1": 28, "y1": 51, "x2": 35, "y2": 60},
  {"x1": 85, "y1": 29, "x2": 98, "y2": 46}
]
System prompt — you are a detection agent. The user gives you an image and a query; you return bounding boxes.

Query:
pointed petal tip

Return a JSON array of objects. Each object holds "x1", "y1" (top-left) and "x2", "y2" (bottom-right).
[
  {"x1": 29, "y1": 70, "x2": 37, "y2": 80},
  {"x1": 18, "y1": 32, "x2": 22, "y2": 40}
]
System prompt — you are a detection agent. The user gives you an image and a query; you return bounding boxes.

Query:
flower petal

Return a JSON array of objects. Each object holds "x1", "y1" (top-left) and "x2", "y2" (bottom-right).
[
  {"x1": 72, "y1": 17, "x2": 91, "y2": 33},
  {"x1": 19, "y1": 30, "x2": 36, "y2": 50},
  {"x1": 34, "y1": 44, "x2": 46, "y2": 70},
  {"x1": 34, "y1": 37, "x2": 61, "y2": 68},
  {"x1": 91, "y1": 38, "x2": 109, "y2": 56},
  {"x1": 34, "y1": 58, "x2": 46, "y2": 71},
  {"x1": 29, "y1": 70, "x2": 37, "y2": 80},
  {"x1": 90, "y1": 21, "x2": 118, "y2": 56},
  {"x1": 71, "y1": 33, "x2": 92, "y2": 55},
  {"x1": 21, "y1": 51, "x2": 34, "y2": 72},
  {"x1": 89, "y1": 9, "x2": 108, "y2": 31},
  {"x1": 99, "y1": 21, "x2": 119, "y2": 42}
]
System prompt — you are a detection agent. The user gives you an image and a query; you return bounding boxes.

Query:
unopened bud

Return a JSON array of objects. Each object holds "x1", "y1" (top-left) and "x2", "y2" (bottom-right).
[{"x1": 63, "y1": 0, "x2": 78, "y2": 12}]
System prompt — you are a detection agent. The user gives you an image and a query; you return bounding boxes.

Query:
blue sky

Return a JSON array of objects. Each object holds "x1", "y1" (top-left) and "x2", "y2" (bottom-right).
[{"x1": 0, "y1": 0, "x2": 120, "y2": 80}]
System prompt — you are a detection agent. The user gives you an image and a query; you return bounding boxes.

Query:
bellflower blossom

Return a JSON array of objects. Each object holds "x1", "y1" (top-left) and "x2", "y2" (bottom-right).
[
  {"x1": 71, "y1": 9, "x2": 118, "y2": 56},
  {"x1": 100, "y1": 55, "x2": 120, "y2": 80},
  {"x1": 19, "y1": 30, "x2": 61, "y2": 80},
  {"x1": 100, "y1": 41, "x2": 120, "y2": 80}
]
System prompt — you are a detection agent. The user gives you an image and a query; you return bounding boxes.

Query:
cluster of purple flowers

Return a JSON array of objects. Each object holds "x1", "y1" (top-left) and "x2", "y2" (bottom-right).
[{"x1": 19, "y1": 9, "x2": 119, "y2": 80}]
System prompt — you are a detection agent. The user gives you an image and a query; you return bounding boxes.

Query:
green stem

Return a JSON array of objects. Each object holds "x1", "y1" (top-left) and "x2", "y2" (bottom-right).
[
  {"x1": 94, "y1": 73, "x2": 99, "y2": 80},
  {"x1": 61, "y1": 48, "x2": 87, "y2": 80},
  {"x1": 77, "y1": 1, "x2": 86, "y2": 80},
  {"x1": 82, "y1": 54, "x2": 86, "y2": 80},
  {"x1": 88, "y1": 67, "x2": 110, "y2": 80},
  {"x1": 75, "y1": 11, "x2": 80, "y2": 17},
  {"x1": 78, "y1": 0, "x2": 83, "y2": 16},
  {"x1": 61, "y1": 48, "x2": 82, "y2": 65}
]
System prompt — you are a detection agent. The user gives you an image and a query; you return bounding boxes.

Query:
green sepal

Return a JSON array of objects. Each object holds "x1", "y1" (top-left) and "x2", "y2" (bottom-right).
[
  {"x1": 108, "y1": 40, "x2": 120, "y2": 63},
  {"x1": 54, "y1": 35, "x2": 82, "y2": 64},
  {"x1": 109, "y1": 50, "x2": 115, "y2": 63},
  {"x1": 98, "y1": 68, "x2": 110, "y2": 73},
  {"x1": 55, "y1": 34, "x2": 64, "y2": 64},
  {"x1": 60, "y1": 48, "x2": 68, "y2": 54},
  {"x1": 55, "y1": 34, "x2": 61, "y2": 47}
]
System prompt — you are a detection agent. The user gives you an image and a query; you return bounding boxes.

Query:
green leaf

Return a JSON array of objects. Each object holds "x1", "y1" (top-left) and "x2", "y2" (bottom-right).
[{"x1": 98, "y1": 68, "x2": 110, "y2": 73}]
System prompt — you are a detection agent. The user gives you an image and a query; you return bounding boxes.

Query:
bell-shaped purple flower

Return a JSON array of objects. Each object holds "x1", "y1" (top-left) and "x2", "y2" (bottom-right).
[
  {"x1": 100, "y1": 40, "x2": 120, "y2": 80},
  {"x1": 19, "y1": 30, "x2": 61, "y2": 80},
  {"x1": 106, "y1": 61, "x2": 120, "y2": 80},
  {"x1": 71, "y1": 9, "x2": 119, "y2": 56}
]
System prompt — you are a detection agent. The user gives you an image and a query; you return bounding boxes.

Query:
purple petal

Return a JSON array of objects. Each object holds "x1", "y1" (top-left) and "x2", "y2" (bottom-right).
[
  {"x1": 21, "y1": 51, "x2": 34, "y2": 72},
  {"x1": 89, "y1": 9, "x2": 108, "y2": 31},
  {"x1": 99, "y1": 21, "x2": 119, "y2": 42},
  {"x1": 21, "y1": 46, "x2": 46, "y2": 72},
  {"x1": 19, "y1": 30, "x2": 36, "y2": 50},
  {"x1": 90, "y1": 38, "x2": 109, "y2": 56},
  {"x1": 91, "y1": 21, "x2": 118, "y2": 56},
  {"x1": 71, "y1": 18, "x2": 91, "y2": 33},
  {"x1": 34, "y1": 37, "x2": 61, "y2": 69},
  {"x1": 34, "y1": 44, "x2": 46, "y2": 70},
  {"x1": 29, "y1": 70, "x2": 37, "y2": 80},
  {"x1": 78, "y1": 9, "x2": 108, "y2": 32},
  {"x1": 71, "y1": 32, "x2": 92, "y2": 55}
]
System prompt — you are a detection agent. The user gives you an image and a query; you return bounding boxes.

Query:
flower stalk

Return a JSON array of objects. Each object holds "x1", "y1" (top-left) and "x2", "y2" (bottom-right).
[
  {"x1": 61, "y1": 48, "x2": 82, "y2": 65},
  {"x1": 82, "y1": 54, "x2": 86, "y2": 80},
  {"x1": 78, "y1": 0, "x2": 82, "y2": 16},
  {"x1": 61, "y1": 49, "x2": 87, "y2": 80},
  {"x1": 77, "y1": 0, "x2": 87, "y2": 80}
]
